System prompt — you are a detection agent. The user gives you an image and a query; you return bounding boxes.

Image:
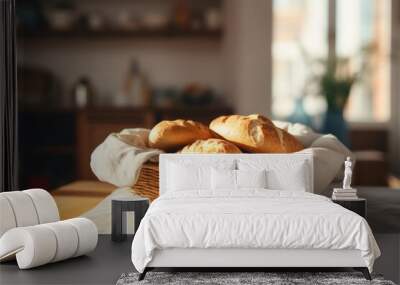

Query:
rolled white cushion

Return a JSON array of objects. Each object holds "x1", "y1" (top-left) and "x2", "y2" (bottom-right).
[
  {"x1": 0, "y1": 218, "x2": 98, "y2": 269},
  {"x1": 64, "y1": 218, "x2": 98, "y2": 257},
  {"x1": 24, "y1": 189, "x2": 59, "y2": 224},
  {"x1": 0, "y1": 196, "x2": 17, "y2": 237},
  {"x1": 0, "y1": 189, "x2": 60, "y2": 239},
  {"x1": 0, "y1": 226, "x2": 57, "y2": 268},
  {"x1": 0, "y1": 191, "x2": 39, "y2": 227},
  {"x1": 42, "y1": 221, "x2": 79, "y2": 262}
]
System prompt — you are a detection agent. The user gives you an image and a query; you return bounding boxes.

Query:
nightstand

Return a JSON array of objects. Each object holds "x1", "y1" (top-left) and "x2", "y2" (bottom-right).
[
  {"x1": 111, "y1": 197, "x2": 149, "y2": 242},
  {"x1": 332, "y1": 198, "x2": 366, "y2": 218}
]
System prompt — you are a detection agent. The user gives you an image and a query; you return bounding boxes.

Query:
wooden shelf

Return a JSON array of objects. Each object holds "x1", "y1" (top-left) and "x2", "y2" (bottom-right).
[
  {"x1": 18, "y1": 28, "x2": 223, "y2": 41},
  {"x1": 19, "y1": 105, "x2": 232, "y2": 114}
]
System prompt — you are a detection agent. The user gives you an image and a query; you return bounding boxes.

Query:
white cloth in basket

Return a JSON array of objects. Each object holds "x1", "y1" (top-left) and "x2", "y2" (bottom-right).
[
  {"x1": 90, "y1": 123, "x2": 353, "y2": 194},
  {"x1": 90, "y1": 128, "x2": 163, "y2": 188}
]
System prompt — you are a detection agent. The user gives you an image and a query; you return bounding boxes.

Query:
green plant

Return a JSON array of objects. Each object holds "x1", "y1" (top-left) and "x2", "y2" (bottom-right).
[
  {"x1": 320, "y1": 58, "x2": 357, "y2": 112},
  {"x1": 300, "y1": 44, "x2": 373, "y2": 112}
]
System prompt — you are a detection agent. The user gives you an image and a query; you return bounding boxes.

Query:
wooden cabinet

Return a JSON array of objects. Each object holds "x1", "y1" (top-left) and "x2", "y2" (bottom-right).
[
  {"x1": 18, "y1": 109, "x2": 77, "y2": 189},
  {"x1": 76, "y1": 108, "x2": 155, "y2": 179},
  {"x1": 19, "y1": 106, "x2": 233, "y2": 185},
  {"x1": 350, "y1": 128, "x2": 389, "y2": 186},
  {"x1": 76, "y1": 106, "x2": 233, "y2": 179}
]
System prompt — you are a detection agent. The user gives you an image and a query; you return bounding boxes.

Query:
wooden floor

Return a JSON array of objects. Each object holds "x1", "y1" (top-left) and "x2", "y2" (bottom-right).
[{"x1": 1, "y1": 234, "x2": 398, "y2": 285}]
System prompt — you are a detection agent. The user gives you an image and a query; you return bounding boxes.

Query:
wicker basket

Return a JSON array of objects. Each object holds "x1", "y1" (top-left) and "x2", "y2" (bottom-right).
[{"x1": 132, "y1": 162, "x2": 159, "y2": 201}]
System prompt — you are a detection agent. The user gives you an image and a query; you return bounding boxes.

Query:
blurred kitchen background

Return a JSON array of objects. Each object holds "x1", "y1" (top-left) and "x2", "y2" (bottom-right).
[{"x1": 16, "y1": 0, "x2": 400, "y2": 190}]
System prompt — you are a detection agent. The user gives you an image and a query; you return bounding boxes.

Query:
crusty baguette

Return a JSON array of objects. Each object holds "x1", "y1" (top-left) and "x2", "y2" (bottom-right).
[
  {"x1": 209, "y1": 114, "x2": 304, "y2": 153},
  {"x1": 148, "y1": 119, "x2": 214, "y2": 151},
  {"x1": 180, "y1": 138, "x2": 242, "y2": 154}
]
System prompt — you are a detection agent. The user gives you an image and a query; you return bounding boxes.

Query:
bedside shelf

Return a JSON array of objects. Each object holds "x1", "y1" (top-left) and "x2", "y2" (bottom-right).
[{"x1": 332, "y1": 198, "x2": 367, "y2": 218}]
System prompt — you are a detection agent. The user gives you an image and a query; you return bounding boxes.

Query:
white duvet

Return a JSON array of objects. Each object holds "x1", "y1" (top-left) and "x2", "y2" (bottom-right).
[{"x1": 131, "y1": 190, "x2": 380, "y2": 273}]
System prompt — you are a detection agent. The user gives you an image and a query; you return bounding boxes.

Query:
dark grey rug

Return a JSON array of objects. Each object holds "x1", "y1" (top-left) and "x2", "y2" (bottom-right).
[{"x1": 116, "y1": 272, "x2": 396, "y2": 285}]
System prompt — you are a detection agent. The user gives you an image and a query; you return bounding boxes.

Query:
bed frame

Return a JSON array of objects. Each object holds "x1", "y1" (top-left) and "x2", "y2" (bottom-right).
[
  {"x1": 140, "y1": 248, "x2": 371, "y2": 280},
  {"x1": 139, "y1": 153, "x2": 371, "y2": 281}
]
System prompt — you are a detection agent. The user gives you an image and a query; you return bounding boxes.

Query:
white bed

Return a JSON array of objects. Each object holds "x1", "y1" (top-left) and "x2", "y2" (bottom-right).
[{"x1": 131, "y1": 153, "x2": 380, "y2": 280}]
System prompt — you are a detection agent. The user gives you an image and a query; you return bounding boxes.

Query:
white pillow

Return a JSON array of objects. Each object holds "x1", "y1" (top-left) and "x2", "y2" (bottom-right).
[
  {"x1": 168, "y1": 163, "x2": 210, "y2": 191},
  {"x1": 167, "y1": 160, "x2": 236, "y2": 192},
  {"x1": 211, "y1": 169, "x2": 267, "y2": 190},
  {"x1": 211, "y1": 168, "x2": 236, "y2": 190},
  {"x1": 267, "y1": 161, "x2": 309, "y2": 192},
  {"x1": 238, "y1": 159, "x2": 310, "y2": 192},
  {"x1": 237, "y1": 169, "x2": 267, "y2": 189}
]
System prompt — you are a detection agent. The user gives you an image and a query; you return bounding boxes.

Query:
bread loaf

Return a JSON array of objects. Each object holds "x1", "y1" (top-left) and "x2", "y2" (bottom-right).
[
  {"x1": 149, "y1": 119, "x2": 214, "y2": 151},
  {"x1": 209, "y1": 114, "x2": 304, "y2": 153},
  {"x1": 180, "y1": 138, "x2": 242, "y2": 154}
]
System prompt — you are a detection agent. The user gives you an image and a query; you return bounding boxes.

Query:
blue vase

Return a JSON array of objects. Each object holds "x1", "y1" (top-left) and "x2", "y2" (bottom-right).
[
  {"x1": 287, "y1": 98, "x2": 313, "y2": 127},
  {"x1": 321, "y1": 109, "x2": 350, "y2": 147}
]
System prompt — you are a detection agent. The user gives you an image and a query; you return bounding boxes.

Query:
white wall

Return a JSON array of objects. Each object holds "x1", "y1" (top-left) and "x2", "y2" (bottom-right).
[
  {"x1": 19, "y1": 40, "x2": 224, "y2": 106},
  {"x1": 390, "y1": 0, "x2": 400, "y2": 174},
  {"x1": 18, "y1": 0, "x2": 272, "y2": 114},
  {"x1": 223, "y1": 0, "x2": 272, "y2": 116}
]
